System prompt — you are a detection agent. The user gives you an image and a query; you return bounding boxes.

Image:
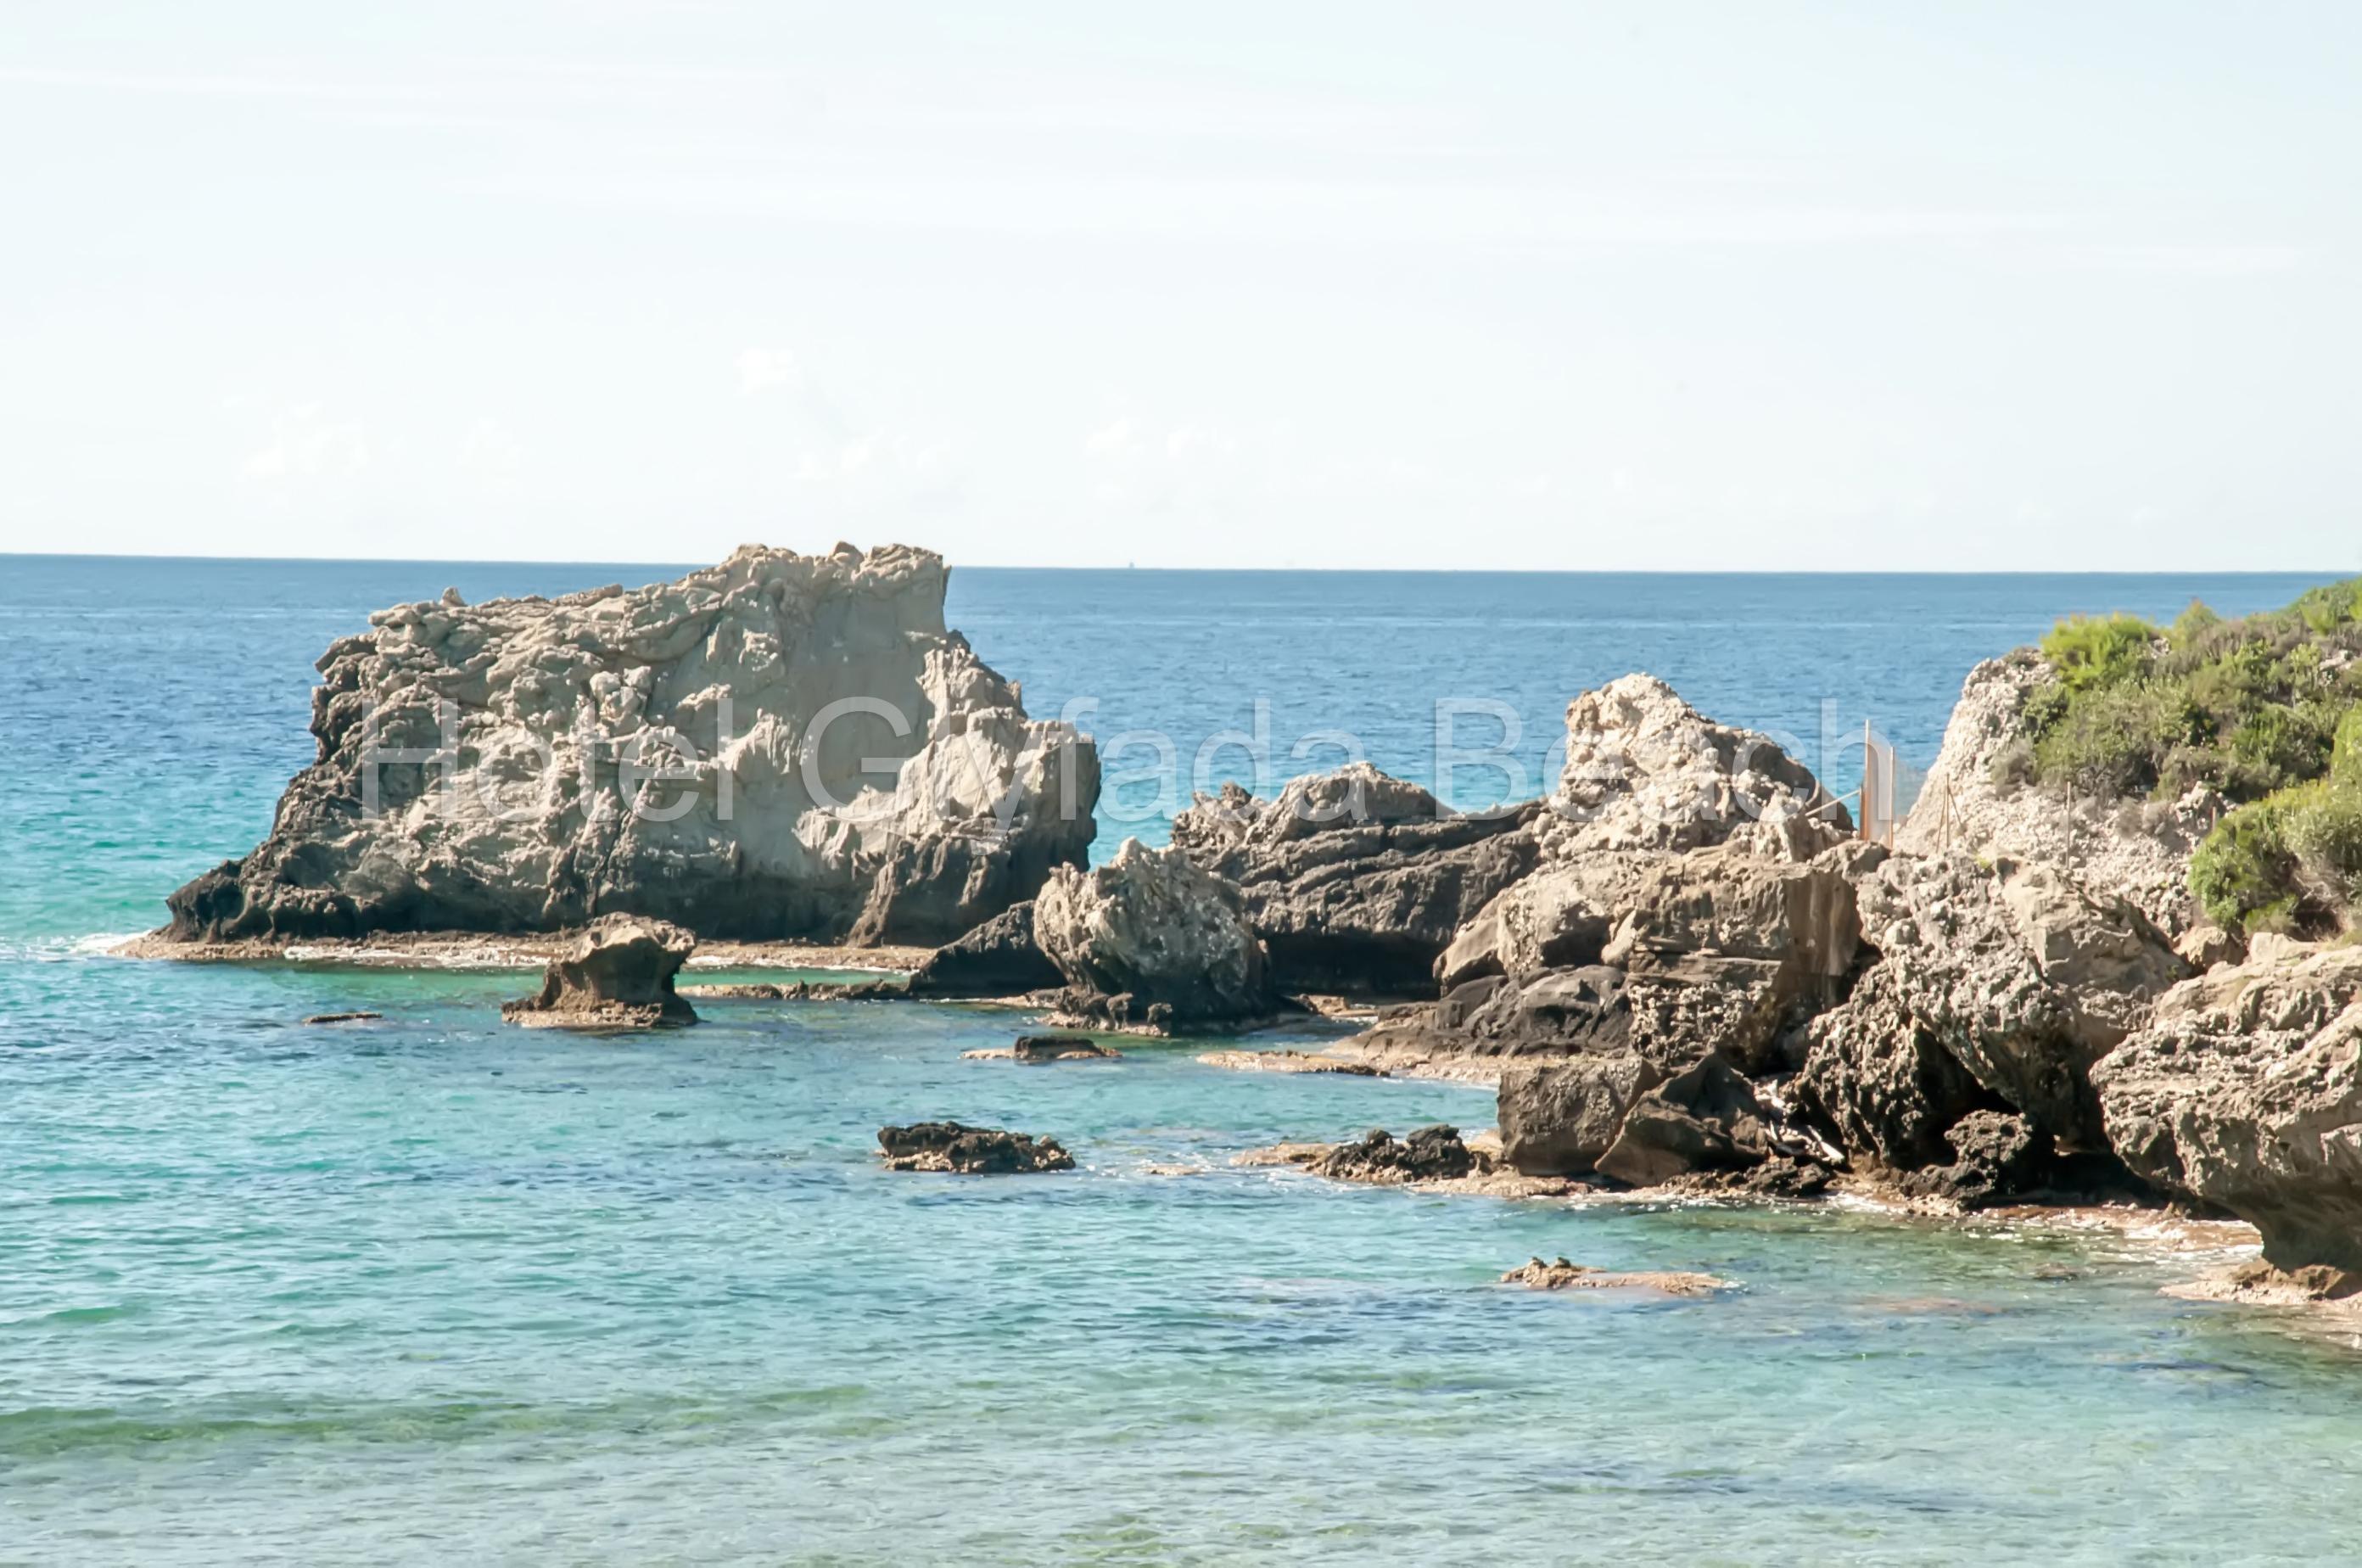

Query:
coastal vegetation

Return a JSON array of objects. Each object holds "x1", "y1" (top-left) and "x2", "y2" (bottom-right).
[{"x1": 2009, "y1": 578, "x2": 2362, "y2": 934}]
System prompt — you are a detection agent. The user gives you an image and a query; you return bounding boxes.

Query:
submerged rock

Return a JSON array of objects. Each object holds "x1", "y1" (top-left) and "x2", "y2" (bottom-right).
[
  {"x1": 876, "y1": 1122, "x2": 1076, "y2": 1173},
  {"x1": 1195, "y1": 1049, "x2": 1387, "y2": 1076},
  {"x1": 501, "y1": 914, "x2": 700, "y2": 1028},
  {"x1": 2094, "y1": 941, "x2": 2362, "y2": 1271},
  {"x1": 163, "y1": 544, "x2": 1099, "y2": 947},
  {"x1": 1171, "y1": 764, "x2": 1542, "y2": 995},
  {"x1": 1032, "y1": 839, "x2": 1279, "y2": 1033},
  {"x1": 302, "y1": 1011, "x2": 383, "y2": 1025},
  {"x1": 1498, "y1": 1257, "x2": 1727, "y2": 1296}
]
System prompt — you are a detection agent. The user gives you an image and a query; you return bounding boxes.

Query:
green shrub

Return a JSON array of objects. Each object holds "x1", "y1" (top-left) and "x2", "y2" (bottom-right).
[
  {"x1": 2292, "y1": 578, "x2": 2362, "y2": 635},
  {"x1": 2192, "y1": 792, "x2": 2307, "y2": 933},
  {"x1": 2040, "y1": 613, "x2": 2158, "y2": 694},
  {"x1": 2335, "y1": 707, "x2": 2362, "y2": 788},
  {"x1": 2192, "y1": 779, "x2": 2362, "y2": 935},
  {"x1": 2029, "y1": 680, "x2": 2189, "y2": 798}
]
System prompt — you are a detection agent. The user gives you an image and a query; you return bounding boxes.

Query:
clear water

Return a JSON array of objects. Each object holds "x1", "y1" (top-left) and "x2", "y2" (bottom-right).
[{"x1": 4, "y1": 557, "x2": 2357, "y2": 1564}]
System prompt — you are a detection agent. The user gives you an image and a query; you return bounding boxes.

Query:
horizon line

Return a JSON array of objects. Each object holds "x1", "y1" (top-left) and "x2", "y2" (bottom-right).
[{"x1": 2, "y1": 550, "x2": 2351, "y2": 580}]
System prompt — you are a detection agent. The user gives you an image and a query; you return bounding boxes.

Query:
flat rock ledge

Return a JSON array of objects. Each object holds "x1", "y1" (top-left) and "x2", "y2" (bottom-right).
[
  {"x1": 877, "y1": 1122, "x2": 1076, "y2": 1173},
  {"x1": 501, "y1": 915, "x2": 699, "y2": 1029},
  {"x1": 2163, "y1": 1258, "x2": 2362, "y2": 1312},
  {"x1": 1499, "y1": 1257, "x2": 1728, "y2": 1297},
  {"x1": 1196, "y1": 1049, "x2": 1388, "y2": 1077}
]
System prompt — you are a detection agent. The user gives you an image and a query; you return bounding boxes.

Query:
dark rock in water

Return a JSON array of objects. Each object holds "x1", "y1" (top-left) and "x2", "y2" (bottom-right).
[
  {"x1": 1033, "y1": 840, "x2": 1279, "y2": 1033},
  {"x1": 876, "y1": 1122, "x2": 1075, "y2": 1173},
  {"x1": 1308, "y1": 1125, "x2": 1481, "y2": 1184},
  {"x1": 158, "y1": 545, "x2": 1097, "y2": 946},
  {"x1": 905, "y1": 901, "x2": 1061, "y2": 998},
  {"x1": 1900, "y1": 1111, "x2": 2054, "y2": 1211},
  {"x1": 1497, "y1": 1053, "x2": 1666, "y2": 1176},
  {"x1": 1793, "y1": 965, "x2": 1995, "y2": 1172},
  {"x1": 302, "y1": 1011, "x2": 383, "y2": 1025},
  {"x1": 1595, "y1": 1056, "x2": 1778, "y2": 1188},
  {"x1": 501, "y1": 915, "x2": 699, "y2": 1029},
  {"x1": 1170, "y1": 765, "x2": 1542, "y2": 996},
  {"x1": 1010, "y1": 1034, "x2": 1120, "y2": 1062},
  {"x1": 2094, "y1": 939, "x2": 2362, "y2": 1271}
]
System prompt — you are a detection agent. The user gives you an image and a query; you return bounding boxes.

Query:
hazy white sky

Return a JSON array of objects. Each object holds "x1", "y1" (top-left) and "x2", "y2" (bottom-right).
[{"x1": 3, "y1": 3, "x2": 2357, "y2": 568}]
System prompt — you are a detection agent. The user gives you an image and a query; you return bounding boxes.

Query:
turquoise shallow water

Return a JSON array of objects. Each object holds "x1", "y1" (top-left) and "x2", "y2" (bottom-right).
[{"x1": 5, "y1": 559, "x2": 2361, "y2": 1563}]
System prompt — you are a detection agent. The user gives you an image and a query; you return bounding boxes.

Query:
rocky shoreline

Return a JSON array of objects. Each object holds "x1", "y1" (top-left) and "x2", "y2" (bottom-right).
[{"x1": 126, "y1": 547, "x2": 2362, "y2": 1309}]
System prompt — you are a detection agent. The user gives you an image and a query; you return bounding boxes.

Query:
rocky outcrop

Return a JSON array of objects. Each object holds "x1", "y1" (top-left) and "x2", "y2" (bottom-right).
[
  {"x1": 2093, "y1": 939, "x2": 2362, "y2": 1271},
  {"x1": 903, "y1": 901, "x2": 1062, "y2": 998},
  {"x1": 1307, "y1": 1125, "x2": 1484, "y2": 1184},
  {"x1": 876, "y1": 1122, "x2": 1076, "y2": 1173},
  {"x1": 1032, "y1": 839, "x2": 1279, "y2": 1033},
  {"x1": 1357, "y1": 837, "x2": 1872, "y2": 1078},
  {"x1": 1792, "y1": 964, "x2": 1994, "y2": 1171},
  {"x1": 1895, "y1": 651, "x2": 2214, "y2": 937},
  {"x1": 501, "y1": 914, "x2": 700, "y2": 1028},
  {"x1": 1170, "y1": 765, "x2": 1542, "y2": 995},
  {"x1": 164, "y1": 544, "x2": 1099, "y2": 947},
  {"x1": 1497, "y1": 1054, "x2": 1665, "y2": 1175},
  {"x1": 1594, "y1": 1056, "x2": 1787, "y2": 1187},
  {"x1": 1536, "y1": 674, "x2": 1847, "y2": 860},
  {"x1": 1822, "y1": 852, "x2": 2188, "y2": 1150}
]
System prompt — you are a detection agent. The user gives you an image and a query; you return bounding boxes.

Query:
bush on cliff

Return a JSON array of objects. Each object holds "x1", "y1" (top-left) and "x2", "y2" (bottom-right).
[{"x1": 2020, "y1": 577, "x2": 2362, "y2": 934}]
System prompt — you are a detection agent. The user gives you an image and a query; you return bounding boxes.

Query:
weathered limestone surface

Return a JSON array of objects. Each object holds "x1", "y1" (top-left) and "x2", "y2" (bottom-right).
[
  {"x1": 1895, "y1": 652, "x2": 2218, "y2": 938},
  {"x1": 501, "y1": 914, "x2": 700, "y2": 1028},
  {"x1": 2094, "y1": 940, "x2": 2362, "y2": 1270},
  {"x1": 164, "y1": 544, "x2": 1099, "y2": 946},
  {"x1": 1823, "y1": 852, "x2": 2188, "y2": 1149},
  {"x1": 1171, "y1": 764, "x2": 1542, "y2": 995},
  {"x1": 1032, "y1": 839, "x2": 1279, "y2": 1033},
  {"x1": 1536, "y1": 674, "x2": 1846, "y2": 860}
]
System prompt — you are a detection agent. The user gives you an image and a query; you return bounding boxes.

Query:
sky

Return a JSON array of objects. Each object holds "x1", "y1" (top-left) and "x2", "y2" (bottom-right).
[{"x1": 2, "y1": 2, "x2": 2357, "y2": 570}]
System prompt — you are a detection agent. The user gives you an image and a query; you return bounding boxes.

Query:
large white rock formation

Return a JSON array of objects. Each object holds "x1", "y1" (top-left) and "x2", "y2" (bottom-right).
[{"x1": 165, "y1": 543, "x2": 1099, "y2": 944}]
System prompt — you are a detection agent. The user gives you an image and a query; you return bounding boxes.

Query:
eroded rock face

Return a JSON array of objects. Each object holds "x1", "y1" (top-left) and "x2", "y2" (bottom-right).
[
  {"x1": 501, "y1": 914, "x2": 699, "y2": 1028},
  {"x1": 1536, "y1": 675, "x2": 1849, "y2": 860},
  {"x1": 876, "y1": 1122, "x2": 1076, "y2": 1173},
  {"x1": 1895, "y1": 652, "x2": 2214, "y2": 937},
  {"x1": 1032, "y1": 839, "x2": 1277, "y2": 1032},
  {"x1": 904, "y1": 901, "x2": 1061, "y2": 998},
  {"x1": 1171, "y1": 765, "x2": 1542, "y2": 995},
  {"x1": 164, "y1": 544, "x2": 1099, "y2": 946},
  {"x1": 1793, "y1": 965, "x2": 1993, "y2": 1171},
  {"x1": 1497, "y1": 1054, "x2": 1665, "y2": 1175},
  {"x1": 1897, "y1": 1111, "x2": 2054, "y2": 1212},
  {"x1": 1828, "y1": 852, "x2": 2188, "y2": 1149},
  {"x1": 1595, "y1": 1056, "x2": 1783, "y2": 1187},
  {"x1": 2094, "y1": 942, "x2": 2362, "y2": 1271}
]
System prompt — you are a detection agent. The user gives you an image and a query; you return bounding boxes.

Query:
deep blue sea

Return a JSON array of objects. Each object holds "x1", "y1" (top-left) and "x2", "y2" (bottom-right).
[{"x1": 4, "y1": 557, "x2": 2357, "y2": 1564}]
